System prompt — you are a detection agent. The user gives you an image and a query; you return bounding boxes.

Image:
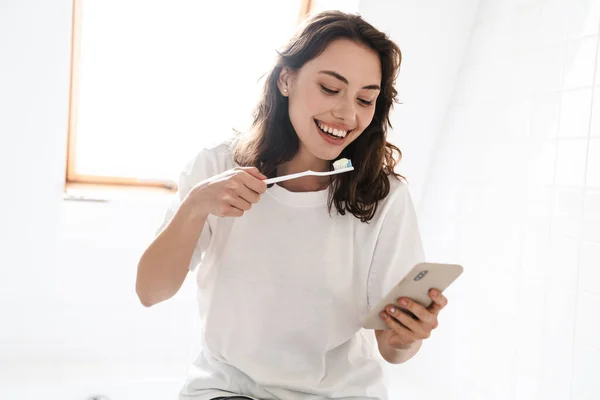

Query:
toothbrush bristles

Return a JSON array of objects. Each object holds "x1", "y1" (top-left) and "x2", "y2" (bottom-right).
[{"x1": 333, "y1": 158, "x2": 353, "y2": 170}]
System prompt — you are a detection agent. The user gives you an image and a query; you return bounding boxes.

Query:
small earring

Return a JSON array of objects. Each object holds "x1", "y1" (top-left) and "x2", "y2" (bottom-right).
[{"x1": 283, "y1": 88, "x2": 288, "y2": 94}]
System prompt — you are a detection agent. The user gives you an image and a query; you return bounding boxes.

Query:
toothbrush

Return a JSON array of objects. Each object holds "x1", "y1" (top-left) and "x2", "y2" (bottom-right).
[{"x1": 264, "y1": 158, "x2": 354, "y2": 185}]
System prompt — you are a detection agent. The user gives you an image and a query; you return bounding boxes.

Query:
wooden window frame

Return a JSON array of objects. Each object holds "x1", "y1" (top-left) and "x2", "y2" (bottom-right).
[{"x1": 65, "y1": 0, "x2": 313, "y2": 191}]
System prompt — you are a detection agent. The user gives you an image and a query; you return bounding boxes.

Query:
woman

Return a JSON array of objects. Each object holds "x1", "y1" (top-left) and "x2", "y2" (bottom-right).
[{"x1": 136, "y1": 10, "x2": 449, "y2": 400}]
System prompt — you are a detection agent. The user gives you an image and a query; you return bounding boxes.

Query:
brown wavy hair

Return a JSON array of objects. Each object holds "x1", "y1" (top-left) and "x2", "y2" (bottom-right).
[{"x1": 233, "y1": 10, "x2": 404, "y2": 223}]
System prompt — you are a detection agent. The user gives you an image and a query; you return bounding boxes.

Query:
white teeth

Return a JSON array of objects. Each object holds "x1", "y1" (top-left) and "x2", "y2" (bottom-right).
[{"x1": 317, "y1": 121, "x2": 348, "y2": 138}]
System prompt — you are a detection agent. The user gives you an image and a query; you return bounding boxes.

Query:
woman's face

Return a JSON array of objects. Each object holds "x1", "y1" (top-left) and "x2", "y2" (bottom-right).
[{"x1": 279, "y1": 39, "x2": 382, "y2": 163}]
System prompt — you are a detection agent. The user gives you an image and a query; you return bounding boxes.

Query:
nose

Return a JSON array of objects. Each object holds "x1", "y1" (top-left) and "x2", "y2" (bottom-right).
[{"x1": 332, "y1": 96, "x2": 356, "y2": 126}]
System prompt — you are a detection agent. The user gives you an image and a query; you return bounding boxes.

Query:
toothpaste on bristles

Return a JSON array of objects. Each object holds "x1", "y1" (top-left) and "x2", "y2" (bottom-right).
[{"x1": 333, "y1": 158, "x2": 353, "y2": 170}]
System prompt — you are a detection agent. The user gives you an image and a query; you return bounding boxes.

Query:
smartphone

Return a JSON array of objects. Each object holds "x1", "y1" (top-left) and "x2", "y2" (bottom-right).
[{"x1": 362, "y1": 262, "x2": 463, "y2": 330}]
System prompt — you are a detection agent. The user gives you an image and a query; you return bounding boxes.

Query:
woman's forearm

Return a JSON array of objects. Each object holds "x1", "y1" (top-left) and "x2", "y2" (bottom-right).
[
  {"x1": 376, "y1": 332, "x2": 423, "y2": 364},
  {"x1": 135, "y1": 195, "x2": 207, "y2": 307}
]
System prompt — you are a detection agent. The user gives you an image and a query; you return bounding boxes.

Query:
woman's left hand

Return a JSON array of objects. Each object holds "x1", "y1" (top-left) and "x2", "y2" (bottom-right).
[{"x1": 378, "y1": 288, "x2": 448, "y2": 349}]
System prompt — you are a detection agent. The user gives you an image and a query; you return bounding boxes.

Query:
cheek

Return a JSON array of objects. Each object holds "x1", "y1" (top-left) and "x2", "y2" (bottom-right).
[
  {"x1": 290, "y1": 87, "x2": 316, "y2": 122},
  {"x1": 299, "y1": 84, "x2": 340, "y2": 116},
  {"x1": 357, "y1": 108, "x2": 376, "y2": 131},
  {"x1": 302, "y1": 87, "x2": 330, "y2": 116}
]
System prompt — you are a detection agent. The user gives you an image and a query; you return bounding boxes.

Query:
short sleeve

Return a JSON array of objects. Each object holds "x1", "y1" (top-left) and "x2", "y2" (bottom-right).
[
  {"x1": 156, "y1": 150, "x2": 216, "y2": 272},
  {"x1": 366, "y1": 183, "x2": 426, "y2": 311}
]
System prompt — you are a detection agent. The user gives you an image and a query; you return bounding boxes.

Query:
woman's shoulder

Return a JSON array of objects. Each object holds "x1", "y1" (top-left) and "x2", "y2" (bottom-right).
[
  {"x1": 178, "y1": 139, "x2": 236, "y2": 187},
  {"x1": 385, "y1": 173, "x2": 411, "y2": 201},
  {"x1": 373, "y1": 174, "x2": 414, "y2": 219},
  {"x1": 199, "y1": 137, "x2": 239, "y2": 165},
  {"x1": 194, "y1": 138, "x2": 236, "y2": 165},
  {"x1": 387, "y1": 173, "x2": 408, "y2": 193}
]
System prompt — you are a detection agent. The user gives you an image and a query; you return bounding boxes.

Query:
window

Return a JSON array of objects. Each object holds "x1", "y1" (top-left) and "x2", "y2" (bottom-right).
[{"x1": 66, "y1": 0, "x2": 314, "y2": 190}]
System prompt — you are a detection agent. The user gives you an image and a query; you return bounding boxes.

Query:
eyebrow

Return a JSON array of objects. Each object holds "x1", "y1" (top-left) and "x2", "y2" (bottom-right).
[{"x1": 319, "y1": 70, "x2": 381, "y2": 90}]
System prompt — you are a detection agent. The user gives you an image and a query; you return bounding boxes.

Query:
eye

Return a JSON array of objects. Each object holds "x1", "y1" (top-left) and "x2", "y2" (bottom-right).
[
  {"x1": 320, "y1": 84, "x2": 339, "y2": 95},
  {"x1": 358, "y1": 98, "x2": 373, "y2": 106}
]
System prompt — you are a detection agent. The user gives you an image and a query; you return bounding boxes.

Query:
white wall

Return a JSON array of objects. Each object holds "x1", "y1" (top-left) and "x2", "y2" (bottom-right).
[
  {"x1": 0, "y1": 1, "x2": 199, "y2": 398},
  {"x1": 0, "y1": 0, "x2": 69, "y2": 366},
  {"x1": 0, "y1": 0, "x2": 69, "y2": 307},
  {"x1": 397, "y1": 0, "x2": 600, "y2": 399}
]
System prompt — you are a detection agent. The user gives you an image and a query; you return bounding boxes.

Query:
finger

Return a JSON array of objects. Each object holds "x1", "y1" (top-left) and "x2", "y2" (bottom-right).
[
  {"x1": 246, "y1": 166, "x2": 268, "y2": 180},
  {"x1": 397, "y1": 297, "x2": 435, "y2": 325},
  {"x1": 222, "y1": 205, "x2": 244, "y2": 217},
  {"x1": 380, "y1": 311, "x2": 417, "y2": 342},
  {"x1": 237, "y1": 184, "x2": 261, "y2": 204},
  {"x1": 236, "y1": 166, "x2": 267, "y2": 181},
  {"x1": 428, "y1": 289, "x2": 448, "y2": 315},
  {"x1": 239, "y1": 171, "x2": 268, "y2": 194},
  {"x1": 386, "y1": 305, "x2": 429, "y2": 338},
  {"x1": 227, "y1": 195, "x2": 252, "y2": 212},
  {"x1": 428, "y1": 302, "x2": 444, "y2": 315}
]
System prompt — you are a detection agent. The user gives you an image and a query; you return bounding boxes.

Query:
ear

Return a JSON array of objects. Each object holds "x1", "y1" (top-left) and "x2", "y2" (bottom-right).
[{"x1": 277, "y1": 67, "x2": 294, "y2": 97}]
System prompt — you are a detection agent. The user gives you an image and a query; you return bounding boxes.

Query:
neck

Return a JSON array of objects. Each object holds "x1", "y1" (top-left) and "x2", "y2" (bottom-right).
[{"x1": 277, "y1": 144, "x2": 329, "y2": 192}]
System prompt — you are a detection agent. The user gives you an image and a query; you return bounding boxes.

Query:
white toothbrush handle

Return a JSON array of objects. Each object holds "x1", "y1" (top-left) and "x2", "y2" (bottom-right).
[
  {"x1": 263, "y1": 167, "x2": 354, "y2": 185},
  {"x1": 264, "y1": 171, "x2": 309, "y2": 184}
]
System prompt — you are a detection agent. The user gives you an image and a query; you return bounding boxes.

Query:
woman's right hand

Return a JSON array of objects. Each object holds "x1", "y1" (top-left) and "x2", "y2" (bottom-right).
[{"x1": 189, "y1": 167, "x2": 268, "y2": 218}]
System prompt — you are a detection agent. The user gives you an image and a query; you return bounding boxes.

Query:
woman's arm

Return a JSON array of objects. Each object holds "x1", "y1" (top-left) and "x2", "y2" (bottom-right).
[
  {"x1": 135, "y1": 193, "x2": 208, "y2": 307},
  {"x1": 365, "y1": 181, "x2": 427, "y2": 363},
  {"x1": 135, "y1": 166, "x2": 267, "y2": 307},
  {"x1": 375, "y1": 331, "x2": 422, "y2": 364}
]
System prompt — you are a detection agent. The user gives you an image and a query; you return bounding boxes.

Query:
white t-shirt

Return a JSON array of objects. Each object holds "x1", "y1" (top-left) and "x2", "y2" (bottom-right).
[{"x1": 158, "y1": 142, "x2": 425, "y2": 400}]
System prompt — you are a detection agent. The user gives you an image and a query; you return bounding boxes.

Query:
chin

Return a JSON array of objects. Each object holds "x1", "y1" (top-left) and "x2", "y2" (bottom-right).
[{"x1": 311, "y1": 147, "x2": 343, "y2": 162}]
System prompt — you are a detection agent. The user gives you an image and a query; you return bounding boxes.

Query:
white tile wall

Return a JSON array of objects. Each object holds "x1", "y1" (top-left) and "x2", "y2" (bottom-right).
[
  {"x1": 533, "y1": 42, "x2": 568, "y2": 92},
  {"x1": 567, "y1": 0, "x2": 600, "y2": 39},
  {"x1": 555, "y1": 138, "x2": 589, "y2": 186},
  {"x1": 551, "y1": 187, "x2": 584, "y2": 239},
  {"x1": 592, "y1": 90, "x2": 600, "y2": 136},
  {"x1": 575, "y1": 292, "x2": 600, "y2": 349},
  {"x1": 587, "y1": 138, "x2": 600, "y2": 186},
  {"x1": 540, "y1": 286, "x2": 577, "y2": 399},
  {"x1": 515, "y1": 278, "x2": 545, "y2": 399},
  {"x1": 579, "y1": 241, "x2": 600, "y2": 296},
  {"x1": 563, "y1": 37, "x2": 598, "y2": 90},
  {"x1": 572, "y1": 345, "x2": 600, "y2": 400},
  {"x1": 415, "y1": 0, "x2": 600, "y2": 398},
  {"x1": 558, "y1": 89, "x2": 593, "y2": 138},
  {"x1": 548, "y1": 236, "x2": 580, "y2": 288},
  {"x1": 541, "y1": 0, "x2": 569, "y2": 45},
  {"x1": 583, "y1": 190, "x2": 600, "y2": 242}
]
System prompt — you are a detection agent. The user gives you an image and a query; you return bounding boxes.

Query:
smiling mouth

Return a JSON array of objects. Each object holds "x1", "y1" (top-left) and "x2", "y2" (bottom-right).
[{"x1": 314, "y1": 119, "x2": 351, "y2": 140}]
